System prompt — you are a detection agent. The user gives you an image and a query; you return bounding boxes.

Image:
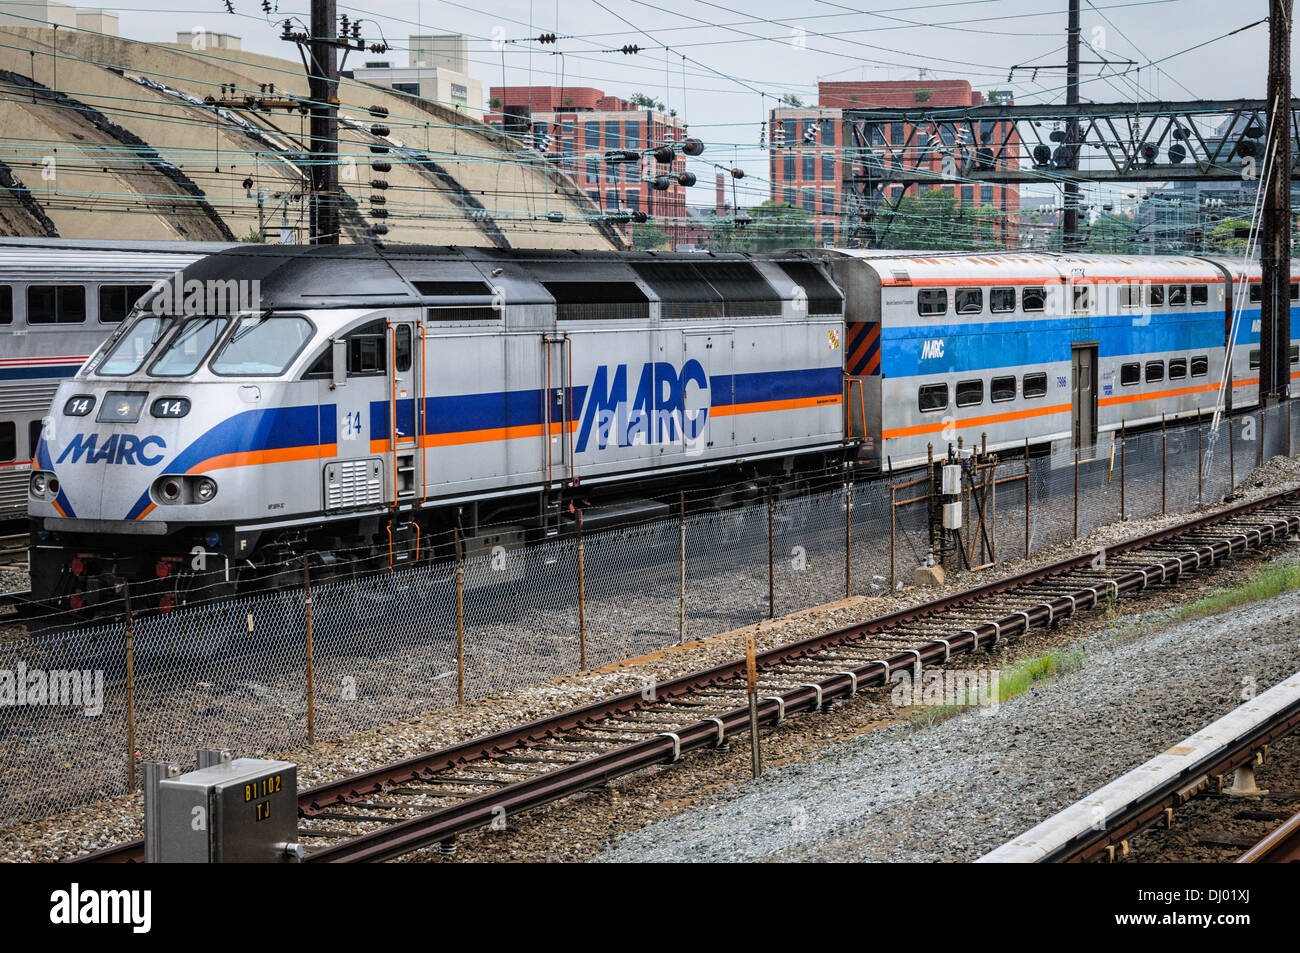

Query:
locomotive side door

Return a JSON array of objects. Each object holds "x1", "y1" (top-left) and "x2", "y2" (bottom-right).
[
  {"x1": 1071, "y1": 342, "x2": 1098, "y2": 452},
  {"x1": 543, "y1": 334, "x2": 571, "y2": 486},
  {"x1": 388, "y1": 319, "x2": 421, "y2": 502}
]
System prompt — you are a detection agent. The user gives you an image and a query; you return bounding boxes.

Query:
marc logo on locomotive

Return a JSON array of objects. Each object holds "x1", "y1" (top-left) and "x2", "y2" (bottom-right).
[
  {"x1": 56, "y1": 433, "x2": 166, "y2": 467},
  {"x1": 576, "y1": 359, "x2": 710, "y2": 454}
]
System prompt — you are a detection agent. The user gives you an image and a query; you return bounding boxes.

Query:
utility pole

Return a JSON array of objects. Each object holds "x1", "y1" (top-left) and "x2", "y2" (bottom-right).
[
  {"x1": 1063, "y1": 0, "x2": 1082, "y2": 251},
  {"x1": 1260, "y1": 0, "x2": 1293, "y2": 405},
  {"x1": 307, "y1": 0, "x2": 340, "y2": 244}
]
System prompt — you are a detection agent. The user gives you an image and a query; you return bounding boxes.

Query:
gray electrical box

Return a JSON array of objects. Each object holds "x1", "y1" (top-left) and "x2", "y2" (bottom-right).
[{"x1": 152, "y1": 757, "x2": 299, "y2": 863}]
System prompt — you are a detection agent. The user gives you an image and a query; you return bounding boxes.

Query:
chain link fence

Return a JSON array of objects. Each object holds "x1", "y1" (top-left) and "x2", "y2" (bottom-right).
[{"x1": 2, "y1": 402, "x2": 1296, "y2": 828}]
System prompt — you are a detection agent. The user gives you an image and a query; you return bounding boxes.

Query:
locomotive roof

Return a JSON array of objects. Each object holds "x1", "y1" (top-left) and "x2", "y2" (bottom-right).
[{"x1": 168, "y1": 244, "x2": 837, "y2": 311}]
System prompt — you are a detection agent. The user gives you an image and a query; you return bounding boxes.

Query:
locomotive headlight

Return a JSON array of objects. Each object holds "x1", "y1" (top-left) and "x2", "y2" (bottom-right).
[
  {"x1": 195, "y1": 478, "x2": 218, "y2": 502},
  {"x1": 158, "y1": 478, "x2": 182, "y2": 504},
  {"x1": 30, "y1": 472, "x2": 47, "y2": 497}
]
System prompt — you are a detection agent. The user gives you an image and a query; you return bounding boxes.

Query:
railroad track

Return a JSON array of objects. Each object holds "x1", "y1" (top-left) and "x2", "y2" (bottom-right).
[
  {"x1": 76, "y1": 487, "x2": 1300, "y2": 864},
  {"x1": 0, "y1": 533, "x2": 26, "y2": 566},
  {"x1": 981, "y1": 665, "x2": 1300, "y2": 863}
]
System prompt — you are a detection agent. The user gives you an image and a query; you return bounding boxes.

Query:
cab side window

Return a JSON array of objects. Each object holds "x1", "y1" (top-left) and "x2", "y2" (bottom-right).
[{"x1": 347, "y1": 320, "x2": 388, "y2": 377}]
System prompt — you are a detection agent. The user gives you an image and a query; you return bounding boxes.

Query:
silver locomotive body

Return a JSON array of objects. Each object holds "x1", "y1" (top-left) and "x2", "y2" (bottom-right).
[{"x1": 30, "y1": 244, "x2": 848, "y2": 606}]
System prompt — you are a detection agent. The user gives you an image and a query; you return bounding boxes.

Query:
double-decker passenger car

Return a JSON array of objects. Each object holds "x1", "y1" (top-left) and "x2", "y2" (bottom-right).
[{"x1": 0, "y1": 239, "x2": 230, "y2": 521}]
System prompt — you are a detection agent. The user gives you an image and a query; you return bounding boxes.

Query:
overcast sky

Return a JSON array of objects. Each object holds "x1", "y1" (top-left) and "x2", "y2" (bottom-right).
[{"x1": 106, "y1": 0, "x2": 1298, "y2": 209}]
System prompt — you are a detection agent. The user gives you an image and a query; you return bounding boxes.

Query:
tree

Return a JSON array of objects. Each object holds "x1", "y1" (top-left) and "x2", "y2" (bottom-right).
[
  {"x1": 629, "y1": 92, "x2": 666, "y2": 111},
  {"x1": 738, "y1": 201, "x2": 815, "y2": 251},
  {"x1": 632, "y1": 223, "x2": 670, "y2": 250},
  {"x1": 781, "y1": 93, "x2": 804, "y2": 107},
  {"x1": 1206, "y1": 217, "x2": 1252, "y2": 255},
  {"x1": 874, "y1": 189, "x2": 1001, "y2": 250},
  {"x1": 1084, "y1": 213, "x2": 1139, "y2": 253}
]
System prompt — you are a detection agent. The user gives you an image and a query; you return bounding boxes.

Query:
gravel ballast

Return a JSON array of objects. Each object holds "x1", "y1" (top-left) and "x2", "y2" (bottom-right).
[{"x1": 595, "y1": 569, "x2": 1300, "y2": 863}]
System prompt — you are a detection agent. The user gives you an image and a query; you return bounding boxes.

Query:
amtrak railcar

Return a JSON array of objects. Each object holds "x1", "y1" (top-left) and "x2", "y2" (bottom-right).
[
  {"x1": 29, "y1": 244, "x2": 848, "y2": 607},
  {"x1": 0, "y1": 239, "x2": 231, "y2": 521},
  {"x1": 826, "y1": 251, "x2": 1297, "y2": 470}
]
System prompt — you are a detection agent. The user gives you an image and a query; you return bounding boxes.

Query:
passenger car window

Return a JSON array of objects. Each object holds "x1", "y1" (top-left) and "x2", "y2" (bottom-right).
[
  {"x1": 27, "y1": 285, "x2": 86, "y2": 324},
  {"x1": 1191, "y1": 285, "x2": 1208, "y2": 305},
  {"x1": 1249, "y1": 349, "x2": 1260, "y2": 369},
  {"x1": 956, "y1": 379, "x2": 983, "y2": 407},
  {"x1": 955, "y1": 288, "x2": 983, "y2": 315},
  {"x1": 0, "y1": 285, "x2": 11, "y2": 324},
  {"x1": 1022, "y1": 372, "x2": 1047, "y2": 398},
  {"x1": 1168, "y1": 285, "x2": 1187, "y2": 306},
  {"x1": 1145, "y1": 361, "x2": 1164, "y2": 382},
  {"x1": 1021, "y1": 287, "x2": 1046, "y2": 312},
  {"x1": 990, "y1": 375, "x2": 1016, "y2": 402},
  {"x1": 99, "y1": 284, "x2": 154, "y2": 324},
  {"x1": 1072, "y1": 285, "x2": 1092, "y2": 314},
  {"x1": 1148, "y1": 284, "x2": 1164, "y2": 307},
  {"x1": 989, "y1": 288, "x2": 1015, "y2": 313},
  {"x1": 917, "y1": 288, "x2": 947, "y2": 316},
  {"x1": 1168, "y1": 358, "x2": 1187, "y2": 379},
  {"x1": 1250, "y1": 284, "x2": 1262, "y2": 303},
  {"x1": 0, "y1": 422, "x2": 14, "y2": 461},
  {"x1": 1120, "y1": 363, "x2": 1140, "y2": 386},
  {"x1": 918, "y1": 383, "x2": 948, "y2": 413},
  {"x1": 1191, "y1": 355, "x2": 1208, "y2": 377}
]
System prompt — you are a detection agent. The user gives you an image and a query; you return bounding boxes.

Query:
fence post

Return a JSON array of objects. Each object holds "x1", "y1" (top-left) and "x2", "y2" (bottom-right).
[
  {"x1": 745, "y1": 634, "x2": 761, "y2": 779},
  {"x1": 678, "y1": 491, "x2": 686, "y2": 645},
  {"x1": 577, "y1": 509, "x2": 586, "y2": 672},
  {"x1": 455, "y1": 527, "x2": 464, "y2": 705},
  {"x1": 1290, "y1": 400, "x2": 1295, "y2": 458},
  {"x1": 1161, "y1": 413, "x2": 1167, "y2": 516},
  {"x1": 1120, "y1": 419, "x2": 1127, "y2": 521},
  {"x1": 303, "y1": 556, "x2": 315, "y2": 746},
  {"x1": 1023, "y1": 437, "x2": 1030, "y2": 559},
  {"x1": 767, "y1": 487, "x2": 775, "y2": 620},
  {"x1": 844, "y1": 474, "x2": 852, "y2": 598},
  {"x1": 889, "y1": 481, "x2": 897, "y2": 593},
  {"x1": 1229, "y1": 414, "x2": 1236, "y2": 490},
  {"x1": 123, "y1": 580, "x2": 136, "y2": 793},
  {"x1": 1197, "y1": 406, "x2": 1203, "y2": 503},
  {"x1": 1073, "y1": 447, "x2": 1079, "y2": 540}
]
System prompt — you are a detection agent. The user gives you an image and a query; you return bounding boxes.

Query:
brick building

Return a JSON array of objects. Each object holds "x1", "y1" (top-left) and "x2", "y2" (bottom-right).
[
  {"x1": 770, "y1": 80, "x2": 1021, "y2": 246},
  {"x1": 489, "y1": 85, "x2": 689, "y2": 240}
]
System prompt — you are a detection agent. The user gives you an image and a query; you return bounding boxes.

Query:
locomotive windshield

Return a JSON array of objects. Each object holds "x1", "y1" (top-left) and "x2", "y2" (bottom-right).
[
  {"x1": 210, "y1": 314, "x2": 314, "y2": 377},
  {"x1": 94, "y1": 314, "x2": 177, "y2": 376},
  {"x1": 149, "y1": 316, "x2": 229, "y2": 377}
]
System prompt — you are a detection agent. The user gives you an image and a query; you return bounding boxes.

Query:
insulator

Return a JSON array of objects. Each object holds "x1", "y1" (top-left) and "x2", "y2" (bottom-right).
[
  {"x1": 370, "y1": 224, "x2": 389, "y2": 235},
  {"x1": 681, "y1": 137, "x2": 704, "y2": 156},
  {"x1": 730, "y1": 167, "x2": 745, "y2": 179},
  {"x1": 368, "y1": 104, "x2": 389, "y2": 118},
  {"x1": 677, "y1": 171, "x2": 696, "y2": 187},
  {"x1": 369, "y1": 194, "x2": 386, "y2": 205},
  {"x1": 370, "y1": 124, "x2": 390, "y2": 137},
  {"x1": 631, "y1": 210, "x2": 648, "y2": 223},
  {"x1": 371, "y1": 207, "x2": 389, "y2": 218},
  {"x1": 653, "y1": 145, "x2": 675, "y2": 164},
  {"x1": 538, "y1": 32, "x2": 557, "y2": 44},
  {"x1": 651, "y1": 175, "x2": 672, "y2": 191},
  {"x1": 370, "y1": 178, "x2": 389, "y2": 189},
  {"x1": 371, "y1": 161, "x2": 392, "y2": 172}
]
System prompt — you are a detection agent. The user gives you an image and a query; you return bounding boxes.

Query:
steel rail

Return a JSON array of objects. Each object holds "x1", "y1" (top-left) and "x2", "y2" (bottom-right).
[
  {"x1": 73, "y1": 487, "x2": 1300, "y2": 864},
  {"x1": 1237, "y1": 808, "x2": 1300, "y2": 863}
]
